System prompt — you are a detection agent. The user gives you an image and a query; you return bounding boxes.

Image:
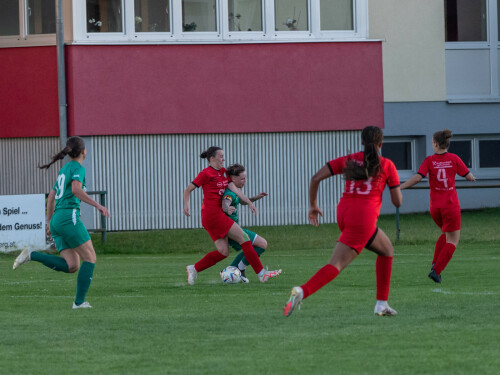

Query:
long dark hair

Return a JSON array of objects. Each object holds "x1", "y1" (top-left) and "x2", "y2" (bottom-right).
[
  {"x1": 200, "y1": 146, "x2": 222, "y2": 160},
  {"x1": 343, "y1": 126, "x2": 384, "y2": 180},
  {"x1": 433, "y1": 129, "x2": 452, "y2": 150},
  {"x1": 227, "y1": 163, "x2": 245, "y2": 177},
  {"x1": 39, "y1": 136, "x2": 86, "y2": 170}
]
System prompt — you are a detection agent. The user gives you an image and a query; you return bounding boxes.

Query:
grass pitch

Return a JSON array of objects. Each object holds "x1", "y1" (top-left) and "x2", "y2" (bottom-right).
[{"x1": 1, "y1": 209, "x2": 499, "y2": 374}]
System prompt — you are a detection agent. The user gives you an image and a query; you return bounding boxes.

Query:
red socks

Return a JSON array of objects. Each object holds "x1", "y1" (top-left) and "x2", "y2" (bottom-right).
[
  {"x1": 434, "y1": 243, "x2": 456, "y2": 275},
  {"x1": 241, "y1": 241, "x2": 264, "y2": 274},
  {"x1": 194, "y1": 251, "x2": 227, "y2": 272},
  {"x1": 433, "y1": 234, "x2": 447, "y2": 265},
  {"x1": 376, "y1": 256, "x2": 393, "y2": 301},
  {"x1": 301, "y1": 264, "x2": 339, "y2": 299}
]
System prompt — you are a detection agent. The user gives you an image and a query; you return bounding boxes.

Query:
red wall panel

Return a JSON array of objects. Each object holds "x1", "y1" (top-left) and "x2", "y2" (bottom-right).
[
  {"x1": 66, "y1": 42, "x2": 383, "y2": 136},
  {"x1": 0, "y1": 47, "x2": 59, "y2": 138}
]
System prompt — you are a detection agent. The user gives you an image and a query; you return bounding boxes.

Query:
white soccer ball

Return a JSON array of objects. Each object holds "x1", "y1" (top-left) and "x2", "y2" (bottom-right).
[{"x1": 220, "y1": 266, "x2": 242, "y2": 284}]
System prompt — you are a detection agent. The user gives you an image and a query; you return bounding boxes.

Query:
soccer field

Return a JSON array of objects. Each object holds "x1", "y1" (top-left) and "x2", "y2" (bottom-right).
[{"x1": 1, "y1": 212, "x2": 500, "y2": 374}]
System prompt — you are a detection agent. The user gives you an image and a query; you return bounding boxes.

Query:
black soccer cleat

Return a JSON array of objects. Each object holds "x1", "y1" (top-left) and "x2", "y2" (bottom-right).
[{"x1": 428, "y1": 269, "x2": 442, "y2": 284}]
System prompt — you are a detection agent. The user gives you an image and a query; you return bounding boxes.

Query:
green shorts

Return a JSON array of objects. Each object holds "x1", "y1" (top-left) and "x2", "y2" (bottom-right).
[
  {"x1": 229, "y1": 228, "x2": 257, "y2": 251},
  {"x1": 50, "y1": 209, "x2": 90, "y2": 252}
]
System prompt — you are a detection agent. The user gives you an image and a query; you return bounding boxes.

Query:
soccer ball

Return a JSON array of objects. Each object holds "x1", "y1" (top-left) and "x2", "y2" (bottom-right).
[{"x1": 220, "y1": 266, "x2": 242, "y2": 284}]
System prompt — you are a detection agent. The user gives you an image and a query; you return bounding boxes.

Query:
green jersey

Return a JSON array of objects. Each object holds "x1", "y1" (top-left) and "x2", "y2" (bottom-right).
[
  {"x1": 222, "y1": 188, "x2": 240, "y2": 224},
  {"x1": 52, "y1": 161, "x2": 86, "y2": 210}
]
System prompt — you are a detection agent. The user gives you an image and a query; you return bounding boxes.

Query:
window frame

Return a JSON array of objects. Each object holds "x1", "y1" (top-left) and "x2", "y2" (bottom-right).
[
  {"x1": 448, "y1": 135, "x2": 500, "y2": 178},
  {"x1": 0, "y1": 0, "x2": 55, "y2": 47},
  {"x1": 72, "y1": 0, "x2": 368, "y2": 44}
]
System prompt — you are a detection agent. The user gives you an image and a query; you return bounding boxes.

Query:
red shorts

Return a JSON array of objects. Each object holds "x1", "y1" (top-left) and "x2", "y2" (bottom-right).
[
  {"x1": 336, "y1": 199, "x2": 378, "y2": 254},
  {"x1": 430, "y1": 205, "x2": 461, "y2": 232},
  {"x1": 201, "y1": 207, "x2": 235, "y2": 242}
]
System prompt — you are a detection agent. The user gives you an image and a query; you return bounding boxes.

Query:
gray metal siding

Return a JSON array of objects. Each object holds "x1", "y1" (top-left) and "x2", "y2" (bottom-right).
[
  {"x1": 0, "y1": 137, "x2": 61, "y2": 195},
  {"x1": 90, "y1": 132, "x2": 361, "y2": 231}
]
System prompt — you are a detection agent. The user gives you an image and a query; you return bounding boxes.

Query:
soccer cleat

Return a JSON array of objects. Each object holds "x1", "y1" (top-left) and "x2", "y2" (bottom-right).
[
  {"x1": 428, "y1": 269, "x2": 442, "y2": 284},
  {"x1": 283, "y1": 286, "x2": 303, "y2": 317},
  {"x1": 72, "y1": 301, "x2": 92, "y2": 309},
  {"x1": 258, "y1": 269, "x2": 282, "y2": 283},
  {"x1": 239, "y1": 268, "x2": 249, "y2": 283},
  {"x1": 13, "y1": 247, "x2": 32, "y2": 270},
  {"x1": 374, "y1": 302, "x2": 398, "y2": 316},
  {"x1": 186, "y1": 265, "x2": 198, "y2": 285}
]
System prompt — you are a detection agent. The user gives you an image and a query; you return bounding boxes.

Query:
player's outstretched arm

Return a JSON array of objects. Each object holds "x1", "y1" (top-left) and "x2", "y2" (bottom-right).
[
  {"x1": 228, "y1": 182, "x2": 257, "y2": 215},
  {"x1": 46, "y1": 190, "x2": 56, "y2": 237},
  {"x1": 308, "y1": 165, "x2": 331, "y2": 226},
  {"x1": 72, "y1": 180, "x2": 110, "y2": 217},
  {"x1": 400, "y1": 174, "x2": 423, "y2": 190},
  {"x1": 465, "y1": 172, "x2": 476, "y2": 182},
  {"x1": 183, "y1": 183, "x2": 196, "y2": 217}
]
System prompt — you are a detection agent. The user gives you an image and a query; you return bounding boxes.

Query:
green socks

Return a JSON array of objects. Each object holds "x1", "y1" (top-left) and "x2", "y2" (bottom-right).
[
  {"x1": 75, "y1": 261, "x2": 95, "y2": 305},
  {"x1": 230, "y1": 247, "x2": 266, "y2": 268},
  {"x1": 31, "y1": 251, "x2": 69, "y2": 273}
]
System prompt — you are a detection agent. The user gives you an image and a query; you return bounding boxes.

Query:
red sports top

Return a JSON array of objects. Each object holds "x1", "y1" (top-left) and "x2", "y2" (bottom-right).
[
  {"x1": 327, "y1": 152, "x2": 400, "y2": 212},
  {"x1": 417, "y1": 152, "x2": 469, "y2": 209},
  {"x1": 192, "y1": 166, "x2": 231, "y2": 210}
]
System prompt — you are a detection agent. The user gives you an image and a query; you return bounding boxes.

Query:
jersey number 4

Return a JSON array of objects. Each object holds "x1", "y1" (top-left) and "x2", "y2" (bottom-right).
[{"x1": 437, "y1": 168, "x2": 448, "y2": 188}]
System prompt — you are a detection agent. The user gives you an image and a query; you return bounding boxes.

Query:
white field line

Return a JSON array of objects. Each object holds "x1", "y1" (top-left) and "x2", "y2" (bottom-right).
[
  {"x1": 10, "y1": 294, "x2": 146, "y2": 299},
  {"x1": 432, "y1": 288, "x2": 498, "y2": 295}
]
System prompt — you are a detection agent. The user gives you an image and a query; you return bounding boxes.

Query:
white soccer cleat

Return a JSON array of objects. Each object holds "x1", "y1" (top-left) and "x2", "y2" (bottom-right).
[
  {"x1": 186, "y1": 265, "x2": 198, "y2": 285},
  {"x1": 72, "y1": 301, "x2": 92, "y2": 309},
  {"x1": 13, "y1": 247, "x2": 32, "y2": 270},
  {"x1": 239, "y1": 269, "x2": 249, "y2": 283},
  {"x1": 374, "y1": 302, "x2": 398, "y2": 316},
  {"x1": 283, "y1": 286, "x2": 303, "y2": 317},
  {"x1": 258, "y1": 269, "x2": 282, "y2": 283}
]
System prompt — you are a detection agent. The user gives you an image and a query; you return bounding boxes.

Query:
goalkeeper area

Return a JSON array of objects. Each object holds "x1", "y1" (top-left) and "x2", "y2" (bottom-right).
[{"x1": 1, "y1": 209, "x2": 499, "y2": 374}]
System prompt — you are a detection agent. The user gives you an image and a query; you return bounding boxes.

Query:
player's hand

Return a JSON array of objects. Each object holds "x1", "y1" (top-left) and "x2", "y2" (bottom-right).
[
  {"x1": 183, "y1": 205, "x2": 190, "y2": 217},
  {"x1": 249, "y1": 202, "x2": 257, "y2": 215},
  {"x1": 227, "y1": 206, "x2": 236, "y2": 215},
  {"x1": 46, "y1": 224, "x2": 51, "y2": 237},
  {"x1": 98, "y1": 205, "x2": 110, "y2": 218},
  {"x1": 256, "y1": 192, "x2": 268, "y2": 200},
  {"x1": 308, "y1": 206, "x2": 323, "y2": 227}
]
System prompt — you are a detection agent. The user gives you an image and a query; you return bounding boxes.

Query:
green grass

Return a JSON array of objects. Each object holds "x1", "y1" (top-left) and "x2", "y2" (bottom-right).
[{"x1": 1, "y1": 209, "x2": 499, "y2": 374}]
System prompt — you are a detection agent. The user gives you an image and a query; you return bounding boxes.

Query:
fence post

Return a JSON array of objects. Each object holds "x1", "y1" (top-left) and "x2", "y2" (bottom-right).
[{"x1": 100, "y1": 191, "x2": 107, "y2": 243}]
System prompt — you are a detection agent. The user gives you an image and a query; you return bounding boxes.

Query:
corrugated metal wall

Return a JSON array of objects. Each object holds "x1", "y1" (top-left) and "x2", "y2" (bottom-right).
[
  {"x1": 0, "y1": 137, "x2": 61, "y2": 195},
  {"x1": 90, "y1": 131, "x2": 362, "y2": 231}
]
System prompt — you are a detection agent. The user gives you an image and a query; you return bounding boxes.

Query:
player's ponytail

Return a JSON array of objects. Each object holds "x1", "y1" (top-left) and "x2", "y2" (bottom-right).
[
  {"x1": 39, "y1": 136, "x2": 86, "y2": 170},
  {"x1": 433, "y1": 129, "x2": 453, "y2": 150},
  {"x1": 227, "y1": 164, "x2": 245, "y2": 177},
  {"x1": 200, "y1": 146, "x2": 222, "y2": 160},
  {"x1": 343, "y1": 126, "x2": 383, "y2": 180}
]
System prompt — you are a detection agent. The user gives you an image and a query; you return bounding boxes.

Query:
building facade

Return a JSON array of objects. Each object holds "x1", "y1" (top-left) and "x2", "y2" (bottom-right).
[{"x1": 1, "y1": 0, "x2": 499, "y2": 231}]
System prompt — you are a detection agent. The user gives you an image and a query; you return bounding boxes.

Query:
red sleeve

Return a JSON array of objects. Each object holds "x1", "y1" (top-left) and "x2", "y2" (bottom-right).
[
  {"x1": 417, "y1": 157, "x2": 430, "y2": 177},
  {"x1": 222, "y1": 168, "x2": 231, "y2": 183},
  {"x1": 454, "y1": 154, "x2": 470, "y2": 177},
  {"x1": 327, "y1": 156, "x2": 347, "y2": 175},
  {"x1": 192, "y1": 169, "x2": 209, "y2": 187},
  {"x1": 386, "y1": 159, "x2": 400, "y2": 188}
]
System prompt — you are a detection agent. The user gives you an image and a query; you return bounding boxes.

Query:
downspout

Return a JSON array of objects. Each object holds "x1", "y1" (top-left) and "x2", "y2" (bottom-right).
[{"x1": 56, "y1": 0, "x2": 67, "y2": 149}]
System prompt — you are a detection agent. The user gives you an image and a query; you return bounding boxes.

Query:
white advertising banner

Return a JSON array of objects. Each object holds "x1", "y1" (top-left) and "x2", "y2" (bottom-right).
[{"x1": 0, "y1": 194, "x2": 46, "y2": 253}]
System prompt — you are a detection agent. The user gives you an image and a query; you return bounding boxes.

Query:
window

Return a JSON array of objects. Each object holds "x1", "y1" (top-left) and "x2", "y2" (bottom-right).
[
  {"x1": 381, "y1": 141, "x2": 413, "y2": 171},
  {"x1": 72, "y1": 0, "x2": 368, "y2": 43},
  {"x1": 0, "y1": 1, "x2": 20, "y2": 36},
  {"x1": 228, "y1": 0, "x2": 262, "y2": 32},
  {"x1": 87, "y1": 0, "x2": 123, "y2": 33},
  {"x1": 275, "y1": 0, "x2": 308, "y2": 32},
  {"x1": 27, "y1": 0, "x2": 56, "y2": 34},
  {"x1": 445, "y1": 0, "x2": 487, "y2": 42},
  {"x1": 449, "y1": 140, "x2": 472, "y2": 167},
  {"x1": 320, "y1": 0, "x2": 353, "y2": 31},
  {"x1": 134, "y1": 0, "x2": 170, "y2": 33},
  {"x1": 479, "y1": 140, "x2": 500, "y2": 168}
]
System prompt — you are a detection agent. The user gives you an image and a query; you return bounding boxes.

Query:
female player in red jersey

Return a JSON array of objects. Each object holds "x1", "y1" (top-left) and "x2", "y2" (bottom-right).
[
  {"x1": 284, "y1": 126, "x2": 402, "y2": 317},
  {"x1": 400, "y1": 129, "x2": 475, "y2": 283},
  {"x1": 183, "y1": 146, "x2": 281, "y2": 285}
]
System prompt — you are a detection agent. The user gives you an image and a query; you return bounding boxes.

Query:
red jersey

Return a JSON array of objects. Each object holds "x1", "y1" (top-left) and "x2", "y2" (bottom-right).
[
  {"x1": 417, "y1": 152, "x2": 469, "y2": 209},
  {"x1": 327, "y1": 152, "x2": 400, "y2": 213},
  {"x1": 192, "y1": 166, "x2": 231, "y2": 210}
]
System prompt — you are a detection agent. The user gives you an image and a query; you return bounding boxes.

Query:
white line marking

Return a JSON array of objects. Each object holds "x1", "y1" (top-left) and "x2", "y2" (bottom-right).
[{"x1": 432, "y1": 288, "x2": 497, "y2": 295}]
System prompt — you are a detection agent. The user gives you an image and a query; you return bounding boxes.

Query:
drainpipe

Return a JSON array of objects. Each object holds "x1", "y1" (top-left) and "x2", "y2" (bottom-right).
[{"x1": 56, "y1": 0, "x2": 67, "y2": 149}]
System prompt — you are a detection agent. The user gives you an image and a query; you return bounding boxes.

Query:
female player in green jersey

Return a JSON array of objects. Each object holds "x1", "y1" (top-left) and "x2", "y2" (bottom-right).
[
  {"x1": 222, "y1": 164, "x2": 269, "y2": 283},
  {"x1": 13, "y1": 136, "x2": 110, "y2": 309}
]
